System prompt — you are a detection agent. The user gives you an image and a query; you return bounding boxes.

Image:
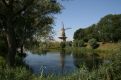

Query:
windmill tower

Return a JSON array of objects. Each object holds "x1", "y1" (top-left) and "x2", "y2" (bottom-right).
[{"x1": 58, "y1": 22, "x2": 71, "y2": 42}]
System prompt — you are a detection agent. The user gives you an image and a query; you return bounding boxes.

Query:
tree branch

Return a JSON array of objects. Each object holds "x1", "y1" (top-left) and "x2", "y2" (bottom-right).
[
  {"x1": 0, "y1": 13, "x2": 5, "y2": 18},
  {"x1": 2, "y1": 0, "x2": 9, "y2": 7},
  {"x1": 15, "y1": 5, "x2": 28, "y2": 16},
  {"x1": 9, "y1": 0, "x2": 14, "y2": 11},
  {"x1": 15, "y1": 0, "x2": 34, "y2": 16},
  {"x1": 9, "y1": 0, "x2": 14, "y2": 5}
]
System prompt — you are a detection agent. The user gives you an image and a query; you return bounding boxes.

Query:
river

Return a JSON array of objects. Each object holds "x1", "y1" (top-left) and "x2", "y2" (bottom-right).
[{"x1": 23, "y1": 50, "x2": 103, "y2": 75}]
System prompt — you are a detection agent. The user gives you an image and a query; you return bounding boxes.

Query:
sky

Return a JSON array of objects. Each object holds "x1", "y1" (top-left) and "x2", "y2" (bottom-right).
[{"x1": 53, "y1": 0, "x2": 121, "y2": 41}]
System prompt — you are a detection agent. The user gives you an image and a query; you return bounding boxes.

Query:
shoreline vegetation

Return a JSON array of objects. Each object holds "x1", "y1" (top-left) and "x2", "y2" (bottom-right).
[
  {"x1": 1, "y1": 42, "x2": 121, "y2": 80},
  {"x1": 32, "y1": 42, "x2": 120, "y2": 56}
]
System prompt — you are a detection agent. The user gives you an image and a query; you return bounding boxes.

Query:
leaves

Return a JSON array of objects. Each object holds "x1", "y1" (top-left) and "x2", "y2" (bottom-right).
[{"x1": 74, "y1": 14, "x2": 121, "y2": 42}]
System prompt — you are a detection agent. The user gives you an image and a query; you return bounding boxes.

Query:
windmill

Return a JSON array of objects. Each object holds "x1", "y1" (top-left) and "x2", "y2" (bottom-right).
[{"x1": 58, "y1": 22, "x2": 71, "y2": 42}]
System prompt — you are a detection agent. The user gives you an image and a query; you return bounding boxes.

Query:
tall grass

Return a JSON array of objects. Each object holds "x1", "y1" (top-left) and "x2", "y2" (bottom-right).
[
  {"x1": 33, "y1": 49, "x2": 121, "y2": 80},
  {"x1": 0, "y1": 66, "x2": 33, "y2": 80},
  {"x1": 1, "y1": 47, "x2": 121, "y2": 80}
]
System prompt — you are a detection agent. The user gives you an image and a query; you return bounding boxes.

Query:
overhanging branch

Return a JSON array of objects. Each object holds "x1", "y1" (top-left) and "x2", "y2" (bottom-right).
[
  {"x1": 2, "y1": 0, "x2": 9, "y2": 7},
  {"x1": 15, "y1": 0, "x2": 34, "y2": 16},
  {"x1": 9, "y1": 0, "x2": 14, "y2": 10}
]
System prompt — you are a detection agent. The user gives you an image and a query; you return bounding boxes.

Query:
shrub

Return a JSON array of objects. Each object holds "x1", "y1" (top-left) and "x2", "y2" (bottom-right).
[
  {"x1": 73, "y1": 40, "x2": 79, "y2": 47},
  {"x1": 0, "y1": 56, "x2": 5, "y2": 66},
  {"x1": 66, "y1": 41, "x2": 72, "y2": 47},
  {"x1": 78, "y1": 40, "x2": 85, "y2": 47},
  {"x1": 0, "y1": 66, "x2": 33, "y2": 80},
  {"x1": 60, "y1": 42, "x2": 66, "y2": 49},
  {"x1": 88, "y1": 38, "x2": 99, "y2": 49}
]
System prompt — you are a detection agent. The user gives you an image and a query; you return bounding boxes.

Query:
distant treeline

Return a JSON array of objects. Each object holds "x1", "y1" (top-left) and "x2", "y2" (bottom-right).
[{"x1": 74, "y1": 14, "x2": 121, "y2": 42}]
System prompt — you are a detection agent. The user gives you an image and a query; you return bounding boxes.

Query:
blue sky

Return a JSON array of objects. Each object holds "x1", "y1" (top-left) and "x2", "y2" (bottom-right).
[{"x1": 53, "y1": 0, "x2": 121, "y2": 41}]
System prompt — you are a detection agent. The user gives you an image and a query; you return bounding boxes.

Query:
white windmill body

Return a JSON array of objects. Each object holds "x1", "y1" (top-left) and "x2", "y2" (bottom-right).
[{"x1": 58, "y1": 22, "x2": 71, "y2": 42}]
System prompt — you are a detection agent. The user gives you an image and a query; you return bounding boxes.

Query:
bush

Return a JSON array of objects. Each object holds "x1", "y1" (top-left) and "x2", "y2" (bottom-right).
[
  {"x1": 0, "y1": 66, "x2": 33, "y2": 80},
  {"x1": 0, "y1": 56, "x2": 5, "y2": 66},
  {"x1": 88, "y1": 38, "x2": 99, "y2": 49},
  {"x1": 73, "y1": 40, "x2": 79, "y2": 47},
  {"x1": 66, "y1": 41, "x2": 72, "y2": 47},
  {"x1": 78, "y1": 40, "x2": 85, "y2": 47},
  {"x1": 73, "y1": 40, "x2": 85, "y2": 47},
  {"x1": 60, "y1": 42, "x2": 66, "y2": 49}
]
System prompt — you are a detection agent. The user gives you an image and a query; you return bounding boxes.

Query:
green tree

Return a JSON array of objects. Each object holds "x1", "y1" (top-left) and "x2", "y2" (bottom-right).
[
  {"x1": 98, "y1": 14, "x2": 121, "y2": 42},
  {"x1": 88, "y1": 38, "x2": 99, "y2": 49},
  {"x1": 73, "y1": 24, "x2": 99, "y2": 42},
  {"x1": 0, "y1": 0, "x2": 61, "y2": 66},
  {"x1": 73, "y1": 40, "x2": 79, "y2": 47},
  {"x1": 73, "y1": 28, "x2": 85, "y2": 40},
  {"x1": 74, "y1": 14, "x2": 121, "y2": 43},
  {"x1": 78, "y1": 40, "x2": 85, "y2": 47}
]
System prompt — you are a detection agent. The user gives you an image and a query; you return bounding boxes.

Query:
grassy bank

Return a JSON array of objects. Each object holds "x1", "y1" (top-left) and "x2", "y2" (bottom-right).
[
  {"x1": 1, "y1": 48, "x2": 121, "y2": 80},
  {"x1": 1, "y1": 42, "x2": 121, "y2": 80}
]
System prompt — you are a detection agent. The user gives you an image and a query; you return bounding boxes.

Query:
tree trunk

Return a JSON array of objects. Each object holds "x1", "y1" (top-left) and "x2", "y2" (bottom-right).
[
  {"x1": 6, "y1": 27, "x2": 17, "y2": 66},
  {"x1": 20, "y1": 44, "x2": 23, "y2": 54}
]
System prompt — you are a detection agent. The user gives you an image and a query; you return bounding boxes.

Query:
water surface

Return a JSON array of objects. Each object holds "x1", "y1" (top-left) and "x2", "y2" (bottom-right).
[{"x1": 24, "y1": 51, "x2": 103, "y2": 75}]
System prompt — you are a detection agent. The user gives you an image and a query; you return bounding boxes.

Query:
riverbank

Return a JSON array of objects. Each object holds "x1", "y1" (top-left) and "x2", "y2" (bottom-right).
[
  {"x1": 0, "y1": 42, "x2": 121, "y2": 80},
  {"x1": 1, "y1": 48, "x2": 121, "y2": 80},
  {"x1": 42, "y1": 42, "x2": 120, "y2": 51}
]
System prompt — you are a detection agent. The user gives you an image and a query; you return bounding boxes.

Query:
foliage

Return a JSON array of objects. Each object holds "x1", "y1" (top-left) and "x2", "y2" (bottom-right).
[
  {"x1": 0, "y1": 56, "x2": 5, "y2": 66},
  {"x1": 78, "y1": 40, "x2": 85, "y2": 47},
  {"x1": 74, "y1": 14, "x2": 121, "y2": 42},
  {"x1": 60, "y1": 42, "x2": 66, "y2": 49},
  {"x1": 66, "y1": 41, "x2": 72, "y2": 47},
  {"x1": 35, "y1": 50, "x2": 121, "y2": 80},
  {"x1": 73, "y1": 40, "x2": 79, "y2": 47},
  {"x1": 74, "y1": 24, "x2": 98, "y2": 42},
  {"x1": 0, "y1": 66, "x2": 33, "y2": 80},
  {"x1": 88, "y1": 38, "x2": 99, "y2": 49},
  {"x1": 73, "y1": 40, "x2": 85, "y2": 47},
  {"x1": 0, "y1": 0, "x2": 61, "y2": 66},
  {"x1": 13, "y1": 0, "x2": 62, "y2": 49},
  {"x1": 73, "y1": 28, "x2": 85, "y2": 40},
  {"x1": 1, "y1": 46, "x2": 121, "y2": 80},
  {"x1": 98, "y1": 14, "x2": 121, "y2": 42}
]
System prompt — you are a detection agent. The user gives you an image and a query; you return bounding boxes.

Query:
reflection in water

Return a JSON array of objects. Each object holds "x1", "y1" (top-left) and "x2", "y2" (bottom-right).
[
  {"x1": 60, "y1": 49, "x2": 66, "y2": 74},
  {"x1": 32, "y1": 50, "x2": 47, "y2": 56},
  {"x1": 89, "y1": 53, "x2": 103, "y2": 69},
  {"x1": 24, "y1": 51, "x2": 75, "y2": 75},
  {"x1": 73, "y1": 52, "x2": 103, "y2": 70},
  {"x1": 59, "y1": 49, "x2": 73, "y2": 74},
  {"x1": 24, "y1": 51, "x2": 103, "y2": 75},
  {"x1": 73, "y1": 53, "x2": 86, "y2": 68}
]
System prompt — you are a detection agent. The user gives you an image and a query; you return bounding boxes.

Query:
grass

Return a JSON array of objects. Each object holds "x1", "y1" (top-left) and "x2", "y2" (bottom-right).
[
  {"x1": 0, "y1": 66, "x2": 33, "y2": 80},
  {"x1": 31, "y1": 42, "x2": 121, "y2": 57},
  {"x1": 33, "y1": 49, "x2": 121, "y2": 80},
  {"x1": 1, "y1": 42, "x2": 121, "y2": 80},
  {"x1": 32, "y1": 43, "x2": 121, "y2": 80},
  {"x1": 1, "y1": 51, "x2": 121, "y2": 80}
]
